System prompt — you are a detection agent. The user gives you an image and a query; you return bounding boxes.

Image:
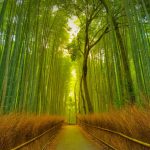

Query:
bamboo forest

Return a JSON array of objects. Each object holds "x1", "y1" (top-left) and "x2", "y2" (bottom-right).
[{"x1": 0, "y1": 0, "x2": 150, "y2": 149}]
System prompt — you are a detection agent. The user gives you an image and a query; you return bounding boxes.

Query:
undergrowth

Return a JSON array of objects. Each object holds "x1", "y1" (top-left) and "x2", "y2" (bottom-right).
[
  {"x1": 78, "y1": 106, "x2": 150, "y2": 150},
  {"x1": 0, "y1": 114, "x2": 64, "y2": 150}
]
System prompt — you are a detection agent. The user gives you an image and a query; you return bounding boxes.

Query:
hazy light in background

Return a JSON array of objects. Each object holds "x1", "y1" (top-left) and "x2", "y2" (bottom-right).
[
  {"x1": 71, "y1": 69, "x2": 76, "y2": 79},
  {"x1": 66, "y1": 66, "x2": 77, "y2": 123},
  {"x1": 66, "y1": 17, "x2": 78, "y2": 102},
  {"x1": 52, "y1": 5, "x2": 58, "y2": 13},
  {"x1": 61, "y1": 16, "x2": 80, "y2": 57},
  {"x1": 68, "y1": 68, "x2": 77, "y2": 100},
  {"x1": 67, "y1": 16, "x2": 80, "y2": 42},
  {"x1": 62, "y1": 48, "x2": 70, "y2": 57},
  {"x1": 69, "y1": 91, "x2": 74, "y2": 97}
]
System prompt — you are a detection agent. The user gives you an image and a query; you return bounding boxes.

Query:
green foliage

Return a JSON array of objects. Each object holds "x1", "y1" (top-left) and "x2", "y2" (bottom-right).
[
  {"x1": 0, "y1": 0, "x2": 149, "y2": 116},
  {"x1": 0, "y1": 0, "x2": 71, "y2": 115},
  {"x1": 66, "y1": 38, "x2": 82, "y2": 61}
]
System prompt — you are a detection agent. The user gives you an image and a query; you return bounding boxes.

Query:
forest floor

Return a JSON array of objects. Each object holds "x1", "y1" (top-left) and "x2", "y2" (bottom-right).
[{"x1": 49, "y1": 125, "x2": 100, "y2": 150}]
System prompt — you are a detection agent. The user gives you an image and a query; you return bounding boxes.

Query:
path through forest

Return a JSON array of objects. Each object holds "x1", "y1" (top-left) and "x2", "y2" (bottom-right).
[{"x1": 53, "y1": 125, "x2": 99, "y2": 150}]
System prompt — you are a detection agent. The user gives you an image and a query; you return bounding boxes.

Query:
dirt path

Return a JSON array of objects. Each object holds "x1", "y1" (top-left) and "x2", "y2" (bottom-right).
[{"x1": 52, "y1": 125, "x2": 99, "y2": 150}]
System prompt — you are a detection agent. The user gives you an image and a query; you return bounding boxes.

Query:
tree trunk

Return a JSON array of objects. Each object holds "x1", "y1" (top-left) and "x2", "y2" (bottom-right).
[
  {"x1": 100, "y1": 0, "x2": 135, "y2": 104},
  {"x1": 82, "y1": 55, "x2": 94, "y2": 113},
  {"x1": 80, "y1": 17, "x2": 94, "y2": 113}
]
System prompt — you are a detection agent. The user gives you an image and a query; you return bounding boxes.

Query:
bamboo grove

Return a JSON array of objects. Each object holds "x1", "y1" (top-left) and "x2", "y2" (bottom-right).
[
  {"x1": 0, "y1": 0, "x2": 150, "y2": 116},
  {"x1": 0, "y1": 0, "x2": 71, "y2": 115}
]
